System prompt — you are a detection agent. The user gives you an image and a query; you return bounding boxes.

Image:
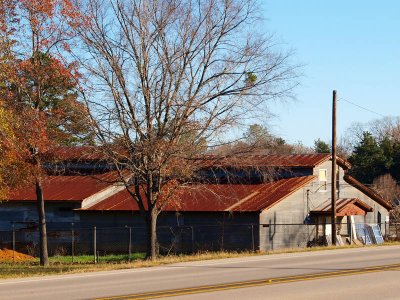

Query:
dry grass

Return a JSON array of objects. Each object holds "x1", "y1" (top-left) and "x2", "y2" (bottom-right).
[{"x1": 1, "y1": 242, "x2": 399, "y2": 279}]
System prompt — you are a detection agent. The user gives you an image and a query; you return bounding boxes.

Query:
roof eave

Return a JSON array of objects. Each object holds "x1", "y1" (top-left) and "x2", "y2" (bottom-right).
[{"x1": 343, "y1": 175, "x2": 393, "y2": 211}]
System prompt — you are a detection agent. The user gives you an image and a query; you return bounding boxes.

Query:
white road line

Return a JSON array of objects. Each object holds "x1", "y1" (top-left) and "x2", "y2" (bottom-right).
[{"x1": 0, "y1": 246, "x2": 398, "y2": 286}]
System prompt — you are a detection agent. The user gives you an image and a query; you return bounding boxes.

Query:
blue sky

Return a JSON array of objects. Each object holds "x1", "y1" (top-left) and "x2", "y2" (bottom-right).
[{"x1": 262, "y1": 1, "x2": 399, "y2": 147}]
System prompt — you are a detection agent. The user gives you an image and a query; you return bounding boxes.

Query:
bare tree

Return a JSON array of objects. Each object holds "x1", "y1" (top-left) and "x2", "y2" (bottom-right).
[
  {"x1": 343, "y1": 116, "x2": 400, "y2": 154},
  {"x1": 373, "y1": 174, "x2": 400, "y2": 222},
  {"x1": 369, "y1": 117, "x2": 400, "y2": 142},
  {"x1": 74, "y1": 0, "x2": 299, "y2": 259}
]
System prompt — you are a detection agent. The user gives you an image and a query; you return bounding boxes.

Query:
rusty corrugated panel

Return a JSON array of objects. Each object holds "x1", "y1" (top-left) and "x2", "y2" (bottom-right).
[
  {"x1": 85, "y1": 183, "x2": 264, "y2": 211},
  {"x1": 232, "y1": 176, "x2": 316, "y2": 212},
  {"x1": 311, "y1": 198, "x2": 373, "y2": 214},
  {"x1": 47, "y1": 146, "x2": 108, "y2": 161},
  {"x1": 47, "y1": 149, "x2": 350, "y2": 172},
  {"x1": 8, "y1": 171, "x2": 120, "y2": 201},
  {"x1": 251, "y1": 154, "x2": 329, "y2": 167},
  {"x1": 46, "y1": 149, "x2": 350, "y2": 171},
  {"x1": 312, "y1": 199, "x2": 352, "y2": 213},
  {"x1": 84, "y1": 176, "x2": 316, "y2": 212},
  {"x1": 198, "y1": 154, "x2": 331, "y2": 169},
  {"x1": 85, "y1": 189, "x2": 139, "y2": 211},
  {"x1": 172, "y1": 184, "x2": 263, "y2": 211}
]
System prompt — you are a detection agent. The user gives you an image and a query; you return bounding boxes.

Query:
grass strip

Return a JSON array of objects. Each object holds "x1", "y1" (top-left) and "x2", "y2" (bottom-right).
[{"x1": 1, "y1": 241, "x2": 399, "y2": 279}]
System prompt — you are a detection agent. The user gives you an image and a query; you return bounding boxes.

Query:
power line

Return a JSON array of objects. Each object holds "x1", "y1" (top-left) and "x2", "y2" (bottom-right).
[{"x1": 339, "y1": 98, "x2": 385, "y2": 118}]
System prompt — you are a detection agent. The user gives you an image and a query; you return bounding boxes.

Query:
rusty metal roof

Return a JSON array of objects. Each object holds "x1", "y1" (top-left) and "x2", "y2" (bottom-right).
[
  {"x1": 83, "y1": 183, "x2": 260, "y2": 211},
  {"x1": 343, "y1": 175, "x2": 393, "y2": 210},
  {"x1": 7, "y1": 172, "x2": 119, "y2": 201},
  {"x1": 198, "y1": 154, "x2": 352, "y2": 169},
  {"x1": 311, "y1": 198, "x2": 373, "y2": 215},
  {"x1": 238, "y1": 154, "x2": 331, "y2": 167},
  {"x1": 47, "y1": 146, "x2": 108, "y2": 161},
  {"x1": 232, "y1": 176, "x2": 316, "y2": 212},
  {"x1": 84, "y1": 176, "x2": 316, "y2": 212},
  {"x1": 47, "y1": 149, "x2": 353, "y2": 172}
]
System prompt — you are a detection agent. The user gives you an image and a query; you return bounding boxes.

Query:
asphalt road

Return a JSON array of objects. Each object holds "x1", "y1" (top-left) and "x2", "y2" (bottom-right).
[
  {"x1": 1, "y1": 246, "x2": 400, "y2": 300},
  {"x1": 170, "y1": 268, "x2": 400, "y2": 300}
]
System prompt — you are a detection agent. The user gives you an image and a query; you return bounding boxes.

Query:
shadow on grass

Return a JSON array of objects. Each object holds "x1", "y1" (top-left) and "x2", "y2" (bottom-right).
[{"x1": 48, "y1": 252, "x2": 146, "y2": 264}]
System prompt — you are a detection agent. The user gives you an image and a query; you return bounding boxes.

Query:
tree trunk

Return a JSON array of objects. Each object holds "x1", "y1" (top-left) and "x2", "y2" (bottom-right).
[
  {"x1": 145, "y1": 208, "x2": 158, "y2": 260},
  {"x1": 36, "y1": 179, "x2": 49, "y2": 266}
]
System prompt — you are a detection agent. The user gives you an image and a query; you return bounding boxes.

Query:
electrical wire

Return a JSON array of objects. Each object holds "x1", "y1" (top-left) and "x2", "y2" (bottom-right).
[{"x1": 338, "y1": 98, "x2": 386, "y2": 118}]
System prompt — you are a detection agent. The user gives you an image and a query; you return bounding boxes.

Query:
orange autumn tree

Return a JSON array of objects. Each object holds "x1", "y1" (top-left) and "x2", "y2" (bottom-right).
[
  {"x1": 0, "y1": 0, "x2": 31, "y2": 199},
  {"x1": 0, "y1": 0, "x2": 89, "y2": 266},
  {"x1": 0, "y1": 105, "x2": 29, "y2": 199}
]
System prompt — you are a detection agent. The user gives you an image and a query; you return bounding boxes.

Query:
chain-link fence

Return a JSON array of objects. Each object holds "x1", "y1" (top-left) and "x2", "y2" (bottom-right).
[
  {"x1": 0, "y1": 222, "x2": 393, "y2": 263},
  {"x1": 0, "y1": 224, "x2": 258, "y2": 262},
  {"x1": 386, "y1": 222, "x2": 400, "y2": 241}
]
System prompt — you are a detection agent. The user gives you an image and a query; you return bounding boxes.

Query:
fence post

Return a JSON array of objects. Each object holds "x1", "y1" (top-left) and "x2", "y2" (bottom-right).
[
  {"x1": 191, "y1": 226, "x2": 194, "y2": 253},
  {"x1": 364, "y1": 226, "x2": 368, "y2": 244},
  {"x1": 251, "y1": 225, "x2": 255, "y2": 252},
  {"x1": 93, "y1": 226, "x2": 97, "y2": 264},
  {"x1": 221, "y1": 223, "x2": 224, "y2": 251},
  {"x1": 384, "y1": 221, "x2": 387, "y2": 239},
  {"x1": 349, "y1": 222, "x2": 352, "y2": 243},
  {"x1": 128, "y1": 227, "x2": 132, "y2": 262},
  {"x1": 12, "y1": 224, "x2": 15, "y2": 264},
  {"x1": 71, "y1": 223, "x2": 74, "y2": 263}
]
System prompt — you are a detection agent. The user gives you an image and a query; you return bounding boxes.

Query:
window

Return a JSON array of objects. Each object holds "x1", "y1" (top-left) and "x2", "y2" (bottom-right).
[{"x1": 319, "y1": 169, "x2": 327, "y2": 191}]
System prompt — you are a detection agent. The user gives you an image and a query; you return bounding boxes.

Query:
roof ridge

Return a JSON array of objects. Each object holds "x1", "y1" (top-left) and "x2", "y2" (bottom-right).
[
  {"x1": 81, "y1": 183, "x2": 126, "y2": 209},
  {"x1": 225, "y1": 191, "x2": 260, "y2": 211}
]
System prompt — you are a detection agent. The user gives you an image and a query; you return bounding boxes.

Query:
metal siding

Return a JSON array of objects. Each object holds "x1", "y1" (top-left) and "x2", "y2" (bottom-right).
[
  {"x1": 0, "y1": 202, "x2": 80, "y2": 230},
  {"x1": 259, "y1": 186, "x2": 311, "y2": 251}
]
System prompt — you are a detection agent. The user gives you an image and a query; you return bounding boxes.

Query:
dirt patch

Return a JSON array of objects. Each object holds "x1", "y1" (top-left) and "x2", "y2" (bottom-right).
[{"x1": 0, "y1": 249, "x2": 34, "y2": 262}]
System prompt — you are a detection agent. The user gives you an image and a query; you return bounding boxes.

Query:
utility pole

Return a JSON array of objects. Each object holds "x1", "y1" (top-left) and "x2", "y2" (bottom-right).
[{"x1": 331, "y1": 90, "x2": 337, "y2": 245}]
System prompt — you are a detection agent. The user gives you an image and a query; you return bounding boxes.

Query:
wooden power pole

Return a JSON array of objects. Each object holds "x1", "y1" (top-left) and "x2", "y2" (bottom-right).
[{"x1": 331, "y1": 90, "x2": 337, "y2": 245}]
